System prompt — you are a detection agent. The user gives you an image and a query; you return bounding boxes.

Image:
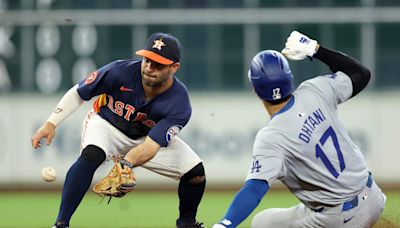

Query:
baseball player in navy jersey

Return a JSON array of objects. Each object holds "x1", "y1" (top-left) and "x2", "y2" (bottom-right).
[
  {"x1": 31, "y1": 32, "x2": 206, "y2": 228},
  {"x1": 212, "y1": 31, "x2": 386, "y2": 228}
]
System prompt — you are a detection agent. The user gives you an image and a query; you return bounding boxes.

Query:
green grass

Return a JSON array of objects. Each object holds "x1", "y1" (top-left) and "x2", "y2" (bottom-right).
[{"x1": 0, "y1": 190, "x2": 399, "y2": 228}]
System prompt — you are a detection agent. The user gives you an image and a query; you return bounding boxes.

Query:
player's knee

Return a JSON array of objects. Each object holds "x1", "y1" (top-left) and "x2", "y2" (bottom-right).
[
  {"x1": 80, "y1": 145, "x2": 106, "y2": 167},
  {"x1": 252, "y1": 210, "x2": 272, "y2": 228},
  {"x1": 181, "y1": 162, "x2": 206, "y2": 185},
  {"x1": 251, "y1": 208, "x2": 293, "y2": 228}
]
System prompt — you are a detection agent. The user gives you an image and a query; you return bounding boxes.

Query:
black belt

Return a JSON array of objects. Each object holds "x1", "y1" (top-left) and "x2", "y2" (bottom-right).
[{"x1": 313, "y1": 174, "x2": 373, "y2": 213}]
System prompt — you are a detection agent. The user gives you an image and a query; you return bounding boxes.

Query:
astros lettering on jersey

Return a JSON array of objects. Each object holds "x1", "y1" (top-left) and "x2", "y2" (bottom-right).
[{"x1": 78, "y1": 60, "x2": 191, "y2": 147}]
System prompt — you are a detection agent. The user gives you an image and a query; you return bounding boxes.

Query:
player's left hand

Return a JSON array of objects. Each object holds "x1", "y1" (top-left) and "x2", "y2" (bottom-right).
[
  {"x1": 93, "y1": 158, "x2": 136, "y2": 199},
  {"x1": 281, "y1": 30, "x2": 318, "y2": 60}
]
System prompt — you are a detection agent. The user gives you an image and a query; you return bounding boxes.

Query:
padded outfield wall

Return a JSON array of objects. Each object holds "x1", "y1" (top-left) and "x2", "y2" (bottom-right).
[{"x1": 0, "y1": 92, "x2": 398, "y2": 189}]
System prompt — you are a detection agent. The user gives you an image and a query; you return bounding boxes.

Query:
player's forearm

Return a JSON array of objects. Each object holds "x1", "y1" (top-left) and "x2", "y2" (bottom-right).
[
  {"x1": 216, "y1": 179, "x2": 269, "y2": 228},
  {"x1": 314, "y1": 45, "x2": 371, "y2": 97},
  {"x1": 47, "y1": 84, "x2": 84, "y2": 126},
  {"x1": 124, "y1": 136, "x2": 160, "y2": 167}
]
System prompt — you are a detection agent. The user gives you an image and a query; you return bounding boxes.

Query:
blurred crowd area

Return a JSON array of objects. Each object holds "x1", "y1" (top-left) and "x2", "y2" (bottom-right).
[{"x1": 1, "y1": 0, "x2": 400, "y2": 94}]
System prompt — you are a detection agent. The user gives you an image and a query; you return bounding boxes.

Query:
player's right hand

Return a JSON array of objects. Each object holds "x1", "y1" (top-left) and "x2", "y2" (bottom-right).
[
  {"x1": 31, "y1": 121, "x2": 56, "y2": 149},
  {"x1": 281, "y1": 30, "x2": 318, "y2": 60}
]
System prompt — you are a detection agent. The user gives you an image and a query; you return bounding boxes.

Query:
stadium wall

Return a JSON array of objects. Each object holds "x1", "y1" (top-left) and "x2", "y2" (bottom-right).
[{"x1": 0, "y1": 92, "x2": 398, "y2": 189}]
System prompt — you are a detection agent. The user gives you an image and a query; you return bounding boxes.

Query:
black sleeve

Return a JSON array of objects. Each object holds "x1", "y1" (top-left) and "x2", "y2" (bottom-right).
[{"x1": 313, "y1": 46, "x2": 371, "y2": 98}]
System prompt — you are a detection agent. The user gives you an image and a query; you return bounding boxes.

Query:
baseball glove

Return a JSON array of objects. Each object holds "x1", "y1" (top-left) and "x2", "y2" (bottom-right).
[{"x1": 93, "y1": 158, "x2": 136, "y2": 200}]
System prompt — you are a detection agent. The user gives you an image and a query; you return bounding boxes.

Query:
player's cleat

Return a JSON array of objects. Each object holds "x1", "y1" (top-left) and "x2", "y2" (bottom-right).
[
  {"x1": 52, "y1": 221, "x2": 69, "y2": 228},
  {"x1": 176, "y1": 219, "x2": 206, "y2": 228}
]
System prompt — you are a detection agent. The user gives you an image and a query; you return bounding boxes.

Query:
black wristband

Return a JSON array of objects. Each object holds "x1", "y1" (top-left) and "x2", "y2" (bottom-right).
[{"x1": 120, "y1": 159, "x2": 134, "y2": 169}]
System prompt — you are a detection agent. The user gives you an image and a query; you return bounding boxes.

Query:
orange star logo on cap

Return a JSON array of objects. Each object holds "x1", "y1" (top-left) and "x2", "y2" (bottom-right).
[{"x1": 152, "y1": 38, "x2": 166, "y2": 50}]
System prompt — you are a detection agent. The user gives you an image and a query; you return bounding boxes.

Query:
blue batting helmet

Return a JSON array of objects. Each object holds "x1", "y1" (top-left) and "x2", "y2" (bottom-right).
[{"x1": 248, "y1": 50, "x2": 294, "y2": 102}]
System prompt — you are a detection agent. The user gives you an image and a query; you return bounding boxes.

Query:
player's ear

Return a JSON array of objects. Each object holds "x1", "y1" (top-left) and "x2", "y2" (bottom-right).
[{"x1": 170, "y1": 62, "x2": 180, "y2": 73}]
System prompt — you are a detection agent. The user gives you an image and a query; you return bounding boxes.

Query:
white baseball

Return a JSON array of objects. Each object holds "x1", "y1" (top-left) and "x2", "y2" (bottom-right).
[{"x1": 41, "y1": 166, "x2": 57, "y2": 182}]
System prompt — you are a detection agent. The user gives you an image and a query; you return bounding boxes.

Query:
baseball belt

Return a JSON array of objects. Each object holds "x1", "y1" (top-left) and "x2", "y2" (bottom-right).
[{"x1": 313, "y1": 173, "x2": 373, "y2": 213}]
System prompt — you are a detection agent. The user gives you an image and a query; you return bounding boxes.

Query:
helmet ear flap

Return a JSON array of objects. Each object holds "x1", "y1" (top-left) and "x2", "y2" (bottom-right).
[{"x1": 248, "y1": 50, "x2": 294, "y2": 102}]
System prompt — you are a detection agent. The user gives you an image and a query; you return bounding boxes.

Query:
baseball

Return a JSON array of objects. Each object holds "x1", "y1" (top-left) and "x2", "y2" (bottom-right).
[{"x1": 41, "y1": 166, "x2": 57, "y2": 182}]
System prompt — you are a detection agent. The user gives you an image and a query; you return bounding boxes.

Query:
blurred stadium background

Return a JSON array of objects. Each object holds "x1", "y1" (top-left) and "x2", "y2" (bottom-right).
[{"x1": 0, "y1": 0, "x2": 400, "y2": 227}]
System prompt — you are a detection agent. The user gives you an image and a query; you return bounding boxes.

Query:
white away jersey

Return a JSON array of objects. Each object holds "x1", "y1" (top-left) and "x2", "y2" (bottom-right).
[{"x1": 246, "y1": 71, "x2": 369, "y2": 208}]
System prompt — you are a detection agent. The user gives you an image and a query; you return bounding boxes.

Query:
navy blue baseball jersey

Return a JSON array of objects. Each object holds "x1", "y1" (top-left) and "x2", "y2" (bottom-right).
[{"x1": 77, "y1": 59, "x2": 192, "y2": 147}]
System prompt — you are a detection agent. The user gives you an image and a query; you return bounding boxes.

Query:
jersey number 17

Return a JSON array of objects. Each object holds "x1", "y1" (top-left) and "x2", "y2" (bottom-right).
[{"x1": 315, "y1": 126, "x2": 346, "y2": 178}]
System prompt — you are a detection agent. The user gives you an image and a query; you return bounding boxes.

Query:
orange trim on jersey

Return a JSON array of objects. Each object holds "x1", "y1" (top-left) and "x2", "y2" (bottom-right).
[
  {"x1": 135, "y1": 50, "x2": 173, "y2": 65},
  {"x1": 80, "y1": 111, "x2": 94, "y2": 150},
  {"x1": 98, "y1": 93, "x2": 107, "y2": 106},
  {"x1": 93, "y1": 93, "x2": 107, "y2": 113}
]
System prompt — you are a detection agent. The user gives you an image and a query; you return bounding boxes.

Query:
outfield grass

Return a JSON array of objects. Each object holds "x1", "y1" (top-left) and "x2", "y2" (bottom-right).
[{"x1": 0, "y1": 190, "x2": 399, "y2": 228}]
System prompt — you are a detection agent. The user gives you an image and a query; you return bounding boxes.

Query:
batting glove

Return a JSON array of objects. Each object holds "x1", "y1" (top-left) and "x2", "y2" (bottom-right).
[{"x1": 281, "y1": 30, "x2": 318, "y2": 60}]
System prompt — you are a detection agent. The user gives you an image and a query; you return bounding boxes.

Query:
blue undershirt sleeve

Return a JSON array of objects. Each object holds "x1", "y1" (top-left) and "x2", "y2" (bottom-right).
[{"x1": 219, "y1": 179, "x2": 269, "y2": 228}]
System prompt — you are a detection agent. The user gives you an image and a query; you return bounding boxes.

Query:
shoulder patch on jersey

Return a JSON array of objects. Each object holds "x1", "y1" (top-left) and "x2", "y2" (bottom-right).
[
  {"x1": 84, "y1": 70, "x2": 99, "y2": 85},
  {"x1": 166, "y1": 125, "x2": 183, "y2": 142},
  {"x1": 329, "y1": 73, "x2": 337, "y2": 79}
]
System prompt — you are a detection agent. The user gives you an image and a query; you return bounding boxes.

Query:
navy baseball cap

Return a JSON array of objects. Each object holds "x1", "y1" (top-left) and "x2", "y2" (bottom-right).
[{"x1": 136, "y1": 32, "x2": 181, "y2": 65}]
